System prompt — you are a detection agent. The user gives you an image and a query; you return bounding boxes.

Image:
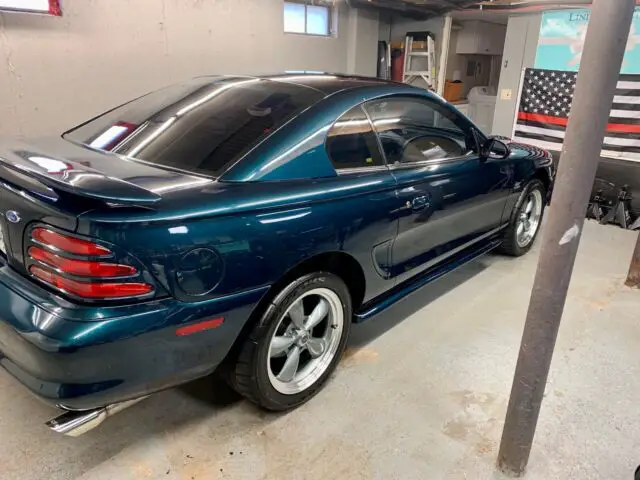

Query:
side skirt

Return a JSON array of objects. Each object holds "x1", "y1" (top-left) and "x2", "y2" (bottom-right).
[{"x1": 354, "y1": 234, "x2": 503, "y2": 322}]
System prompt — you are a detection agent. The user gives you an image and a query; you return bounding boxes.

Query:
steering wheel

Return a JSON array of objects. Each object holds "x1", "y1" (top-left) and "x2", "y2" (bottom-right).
[{"x1": 398, "y1": 133, "x2": 465, "y2": 163}]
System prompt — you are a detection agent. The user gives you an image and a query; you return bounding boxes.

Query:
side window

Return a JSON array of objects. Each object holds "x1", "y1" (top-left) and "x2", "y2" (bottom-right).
[
  {"x1": 326, "y1": 106, "x2": 385, "y2": 171},
  {"x1": 364, "y1": 98, "x2": 475, "y2": 166}
]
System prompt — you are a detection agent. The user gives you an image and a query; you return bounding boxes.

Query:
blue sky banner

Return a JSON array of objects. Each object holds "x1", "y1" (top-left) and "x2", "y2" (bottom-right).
[{"x1": 535, "y1": 8, "x2": 640, "y2": 74}]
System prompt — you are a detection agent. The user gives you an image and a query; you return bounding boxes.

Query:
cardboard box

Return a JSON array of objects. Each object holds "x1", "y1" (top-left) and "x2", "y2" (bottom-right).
[
  {"x1": 390, "y1": 40, "x2": 428, "y2": 50},
  {"x1": 443, "y1": 81, "x2": 464, "y2": 103}
]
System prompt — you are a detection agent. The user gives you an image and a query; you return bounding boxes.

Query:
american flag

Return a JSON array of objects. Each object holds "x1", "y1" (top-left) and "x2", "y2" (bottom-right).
[{"x1": 513, "y1": 68, "x2": 640, "y2": 162}]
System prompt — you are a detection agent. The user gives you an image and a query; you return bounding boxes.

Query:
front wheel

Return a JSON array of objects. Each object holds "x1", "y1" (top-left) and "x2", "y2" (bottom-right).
[
  {"x1": 499, "y1": 179, "x2": 546, "y2": 256},
  {"x1": 231, "y1": 272, "x2": 351, "y2": 411}
]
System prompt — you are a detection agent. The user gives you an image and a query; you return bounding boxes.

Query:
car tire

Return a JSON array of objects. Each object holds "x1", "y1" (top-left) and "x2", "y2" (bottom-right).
[
  {"x1": 499, "y1": 179, "x2": 546, "y2": 257},
  {"x1": 231, "y1": 272, "x2": 352, "y2": 411}
]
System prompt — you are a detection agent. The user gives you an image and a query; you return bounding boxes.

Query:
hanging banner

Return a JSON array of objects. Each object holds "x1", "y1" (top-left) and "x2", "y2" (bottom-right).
[
  {"x1": 512, "y1": 68, "x2": 640, "y2": 163},
  {"x1": 535, "y1": 8, "x2": 640, "y2": 74},
  {"x1": 516, "y1": 8, "x2": 640, "y2": 163}
]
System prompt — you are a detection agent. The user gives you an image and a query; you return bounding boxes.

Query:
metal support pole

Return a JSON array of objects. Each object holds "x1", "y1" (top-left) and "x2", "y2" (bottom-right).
[
  {"x1": 497, "y1": 0, "x2": 636, "y2": 476},
  {"x1": 625, "y1": 233, "x2": 640, "y2": 288}
]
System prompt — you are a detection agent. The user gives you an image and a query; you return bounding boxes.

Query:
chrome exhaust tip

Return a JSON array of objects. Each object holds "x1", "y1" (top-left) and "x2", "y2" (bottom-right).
[{"x1": 46, "y1": 397, "x2": 147, "y2": 436}]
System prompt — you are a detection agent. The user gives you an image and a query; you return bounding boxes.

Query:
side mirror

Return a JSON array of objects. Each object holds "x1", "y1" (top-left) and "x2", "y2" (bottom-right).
[{"x1": 482, "y1": 137, "x2": 510, "y2": 160}]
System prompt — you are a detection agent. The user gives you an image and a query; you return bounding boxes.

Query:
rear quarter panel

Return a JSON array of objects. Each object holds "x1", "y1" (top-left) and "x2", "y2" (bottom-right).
[{"x1": 77, "y1": 172, "x2": 400, "y2": 305}]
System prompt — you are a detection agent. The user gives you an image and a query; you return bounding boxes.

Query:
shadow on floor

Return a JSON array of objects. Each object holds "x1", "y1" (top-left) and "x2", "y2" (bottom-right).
[
  {"x1": 36, "y1": 378, "x2": 275, "y2": 479},
  {"x1": 27, "y1": 257, "x2": 491, "y2": 479},
  {"x1": 348, "y1": 257, "x2": 489, "y2": 350},
  {"x1": 178, "y1": 255, "x2": 490, "y2": 408}
]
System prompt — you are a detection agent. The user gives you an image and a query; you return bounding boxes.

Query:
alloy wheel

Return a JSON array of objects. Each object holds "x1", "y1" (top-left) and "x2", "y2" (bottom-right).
[
  {"x1": 516, "y1": 189, "x2": 543, "y2": 247},
  {"x1": 267, "y1": 288, "x2": 344, "y2": 395}
]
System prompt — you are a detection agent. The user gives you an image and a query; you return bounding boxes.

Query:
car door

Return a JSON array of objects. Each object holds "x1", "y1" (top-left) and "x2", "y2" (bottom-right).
[
  {"x1": 324, "y1": 104, "x2": 402, "y2": 302},
  {"x1": 364, "y1": 96, "x2": 513, "y2": 284}
]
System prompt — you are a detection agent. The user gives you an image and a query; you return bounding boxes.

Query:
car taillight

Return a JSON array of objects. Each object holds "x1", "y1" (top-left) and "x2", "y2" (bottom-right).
[
  {"x1": 29, "y1": 266, "x2": 153, "y2": 299},
  {"x1": 28, "y1": 227, "x2": 153, "y2": 300},
  {"x1": 32, "y1": 228, "x2": 111, "y2": 256},
  {"x1": 28, "y1": 247, "x2": 137, "y2": 277}
]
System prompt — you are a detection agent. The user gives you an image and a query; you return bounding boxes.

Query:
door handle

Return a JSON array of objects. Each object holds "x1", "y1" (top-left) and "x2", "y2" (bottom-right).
[{"x1": 411, "y1": 195, "x2": 430, "y2": 211}]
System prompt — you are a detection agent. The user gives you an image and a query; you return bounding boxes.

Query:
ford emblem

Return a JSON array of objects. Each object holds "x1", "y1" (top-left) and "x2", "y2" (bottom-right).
[{"x1": 6, "y1": 210, "x2": 21, "y2": 223}]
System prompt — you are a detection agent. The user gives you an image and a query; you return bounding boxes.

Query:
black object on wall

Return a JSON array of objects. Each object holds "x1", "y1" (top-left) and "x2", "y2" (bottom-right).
[{"x1": 552, "y1": 153, "x2": 640, "y2": 229}]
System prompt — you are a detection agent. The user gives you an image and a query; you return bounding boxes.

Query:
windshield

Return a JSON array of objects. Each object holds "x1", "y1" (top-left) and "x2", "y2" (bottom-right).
[{"x1": 64, "y1": 77, "x2": 323, "y2": 177}]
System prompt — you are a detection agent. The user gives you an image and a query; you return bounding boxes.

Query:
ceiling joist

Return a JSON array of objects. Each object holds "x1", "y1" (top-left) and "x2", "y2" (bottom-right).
[{"x1": 348, "y1": 0, "x2": 480, "y2": 19}]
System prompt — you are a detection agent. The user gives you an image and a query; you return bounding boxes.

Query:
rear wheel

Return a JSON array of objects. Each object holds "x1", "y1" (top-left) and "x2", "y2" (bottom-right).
[
  {"x1": 231, "y1": 272, "x2": 351, "y2": 411},
  {"x1": 500, "y1": 179, "x2": 546, "y2": 256}
]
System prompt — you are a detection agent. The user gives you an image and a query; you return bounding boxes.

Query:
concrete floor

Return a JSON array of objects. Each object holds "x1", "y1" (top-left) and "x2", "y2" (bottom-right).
[{"x1": 1, "y1": 221, "x2": 639, "y2": 480}]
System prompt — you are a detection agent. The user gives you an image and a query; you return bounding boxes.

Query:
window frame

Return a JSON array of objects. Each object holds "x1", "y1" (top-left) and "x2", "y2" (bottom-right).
[
  {"x1": 284, "y1": 0, "x2": 334, "y2": 37},
  {"x1": 0, "y1": 0, "x2": 61, "y2": 15},
  {"x1": 364, "y1": 95, "x2": 482, "y2": 170},
  {"x1": 324, "y1": 104, "x2": 389, "y2": 175}
]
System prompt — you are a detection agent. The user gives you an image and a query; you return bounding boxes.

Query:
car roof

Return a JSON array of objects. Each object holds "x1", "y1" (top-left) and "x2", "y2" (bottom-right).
[
  {"x1": 258, "y1": 73, "x2": 402, "y2": 95},
  {"x1": 193, "y1": 73, "x2": 408, "y2": 96}
]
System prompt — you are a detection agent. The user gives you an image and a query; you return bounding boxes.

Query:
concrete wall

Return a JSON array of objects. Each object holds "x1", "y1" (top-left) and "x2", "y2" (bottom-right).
[
  {"x1": 347, "y1": 7, "x2": 379, "y2": 77},
  {"x1": 378, "y1": 12, "x2": 391, "y2": 43},
  {"x1": 492, "y1": 14, "x2": 542, "y2": 136},
  {"x1": 0, "y1": 0, "x2": 378, "y2": 138}
]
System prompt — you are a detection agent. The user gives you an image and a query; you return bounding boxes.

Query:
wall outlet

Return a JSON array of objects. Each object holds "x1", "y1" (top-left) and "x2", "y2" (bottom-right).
[{"x1": 501, "y1": 89, "x2": 513, "y2": 100}]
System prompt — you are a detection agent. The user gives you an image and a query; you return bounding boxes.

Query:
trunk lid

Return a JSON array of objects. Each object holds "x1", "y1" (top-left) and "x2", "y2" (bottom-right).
[
  {"x1": 0, "y1": 136, "x2": 216, "y2": 205},
  {"x1": 0, "y1": 136, "x2": 213, "y2": 273}
]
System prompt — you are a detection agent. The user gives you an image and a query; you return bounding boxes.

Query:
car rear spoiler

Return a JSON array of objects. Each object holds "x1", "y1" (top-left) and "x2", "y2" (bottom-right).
[{"x1": 0, "y1": 150, "x2": 161, "y2": 206}]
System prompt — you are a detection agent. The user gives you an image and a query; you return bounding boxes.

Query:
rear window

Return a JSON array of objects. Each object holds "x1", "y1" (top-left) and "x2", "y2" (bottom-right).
[{"x1": 64, "y1": 77, "x2": 323, "y2": 177}]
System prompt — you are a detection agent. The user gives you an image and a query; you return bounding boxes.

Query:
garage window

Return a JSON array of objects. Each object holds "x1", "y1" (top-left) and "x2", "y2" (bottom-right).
[
  {"x1": 284, "y1": 1, "x2": 333, "y2": 36},
  {"x1": 0, "y1": 0, "x2": 61, "y2": 15}
]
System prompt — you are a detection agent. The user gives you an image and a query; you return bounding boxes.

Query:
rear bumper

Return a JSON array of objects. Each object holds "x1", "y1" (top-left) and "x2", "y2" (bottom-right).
[{"x1": 0, "y1": 262, "x2": 266, "y2": 410}]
